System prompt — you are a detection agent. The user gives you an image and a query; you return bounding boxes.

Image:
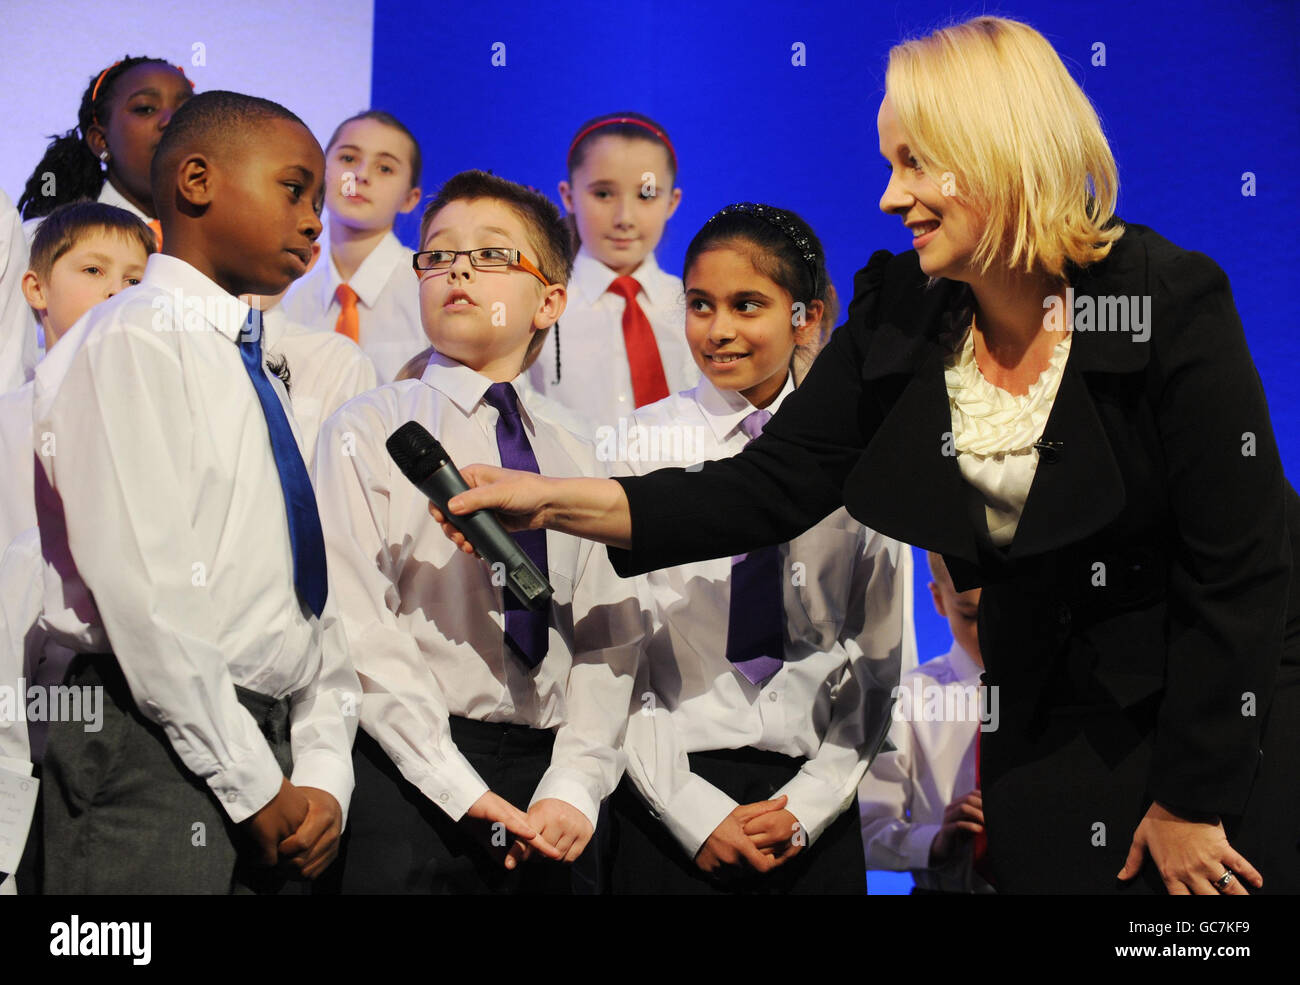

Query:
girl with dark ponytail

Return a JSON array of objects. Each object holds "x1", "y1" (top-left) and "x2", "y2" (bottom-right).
[{"x1": 18, "y1": 57, "x2": 193, "y2": 225}]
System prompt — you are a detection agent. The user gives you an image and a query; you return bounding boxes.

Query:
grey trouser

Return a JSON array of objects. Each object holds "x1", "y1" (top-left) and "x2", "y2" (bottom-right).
[{"x1": 42, "y1": 653, "x2": 295, "y2": 895}]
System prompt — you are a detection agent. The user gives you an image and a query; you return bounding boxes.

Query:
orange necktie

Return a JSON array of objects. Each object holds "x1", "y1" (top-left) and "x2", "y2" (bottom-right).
[
  {"x1": 335, "y1": 283, "x2": 359, "y2": 343},
  {"x1": 607, "y1": 275, "x2": 669, "y2": 408},
  {"x1": 147, "y1": 219, "x2": 162, "y2": 250}
]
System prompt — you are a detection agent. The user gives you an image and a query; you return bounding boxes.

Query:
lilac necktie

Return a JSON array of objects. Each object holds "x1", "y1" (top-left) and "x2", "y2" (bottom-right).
[
  {"x1": 725, "y1": 409, "x2": 784, "y2": 685},
  {"x1": 483, "y1": 382, "x2": 549, "y2": 668}
]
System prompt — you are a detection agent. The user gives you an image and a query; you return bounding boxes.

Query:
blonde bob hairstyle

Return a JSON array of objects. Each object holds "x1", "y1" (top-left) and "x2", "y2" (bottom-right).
[{"x1": 885, "y1": 16, "x2": 1123, "y2": 278}]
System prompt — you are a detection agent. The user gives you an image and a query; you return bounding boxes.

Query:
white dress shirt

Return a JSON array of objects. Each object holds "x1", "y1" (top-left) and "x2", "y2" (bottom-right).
[
  {"x1": 0, "y1": 529, "x2": 40, "y2": 894},
  {"x1": 525, "y1": 247, "x2": 698, "y2": 437},
  {"x1": 0, "y1": 529, "x2": 38, "y2": 775},
  {"x1": 857, "y1": 641, "x2": 994, "y2": 893},
  {"x1": 615, "y1": 374, "x2": 916, "y2": 857},
  {"x1": 312, "y1": 353, "x2": 645, "y2": 827},
  {"x1": 0, "y1": 382, "x2": 34, "y2": 548},
  {"x1": 0, "y1": 189, "x2": 35, "y2": 393},
  {"x1": 280, "y1": 230, "x2": 424, "y2": 384},
  {"x1": 263, "y1": 306, "x2": 378, "y2": 472},
  {"x1": 32, "y1": 253, "x2": 359, "y2": 824}
]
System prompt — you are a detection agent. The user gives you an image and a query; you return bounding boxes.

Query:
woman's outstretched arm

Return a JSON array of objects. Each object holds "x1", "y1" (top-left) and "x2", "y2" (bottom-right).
[
  {"x1": 433, "y1": 251, "x2": 901, "y2": 572},
  {"x1": 432, "y1": 467, "x2": 633, "y2": 550}
]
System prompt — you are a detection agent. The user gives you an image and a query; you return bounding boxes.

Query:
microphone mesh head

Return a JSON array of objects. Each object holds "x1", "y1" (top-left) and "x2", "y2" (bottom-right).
[{"x1": 386, "y1": 422, "x2": 448, "y2": 484}]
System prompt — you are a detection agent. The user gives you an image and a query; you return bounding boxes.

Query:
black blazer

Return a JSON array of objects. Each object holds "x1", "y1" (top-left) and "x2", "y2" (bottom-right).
[{"x1": 610, "y1": 222, "x2": 1292, "y2": 819}]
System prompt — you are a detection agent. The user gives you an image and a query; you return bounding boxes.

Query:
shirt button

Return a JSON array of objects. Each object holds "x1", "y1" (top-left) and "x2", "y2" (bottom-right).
[
  {"x1": 226, "y1": 792, "x2": 237, "y2": 804},
  {"x1": 768, "y1": 692, "x2": 779, "y2": 703},
  {"x1": 439, "y1": 792, "x2": 449, "y2": 803}
]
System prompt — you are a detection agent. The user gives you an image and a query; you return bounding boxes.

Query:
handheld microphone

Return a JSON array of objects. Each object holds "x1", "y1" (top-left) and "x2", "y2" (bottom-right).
[{"x1": 386, "y1": 421, "x2": 553, "y2": 612}]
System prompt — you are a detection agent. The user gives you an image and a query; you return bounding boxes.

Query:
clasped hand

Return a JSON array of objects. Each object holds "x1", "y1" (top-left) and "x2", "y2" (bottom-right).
[{"x1": 695, "y1": 795, "x2": 805, "y2": 878}]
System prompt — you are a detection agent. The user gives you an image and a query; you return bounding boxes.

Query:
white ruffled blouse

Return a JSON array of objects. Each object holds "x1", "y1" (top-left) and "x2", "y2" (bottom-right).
[{"x1": 944, "y1": 325, "x2": 1073, "y2": 548}]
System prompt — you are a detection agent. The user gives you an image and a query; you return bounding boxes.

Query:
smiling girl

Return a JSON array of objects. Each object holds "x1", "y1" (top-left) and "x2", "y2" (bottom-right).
[
  {"x1": 606, "y1": 204, "x2": 913, "y2": 894},
  {"x1": 526, "y1": 112, "x2": 697, "y2": 433}
]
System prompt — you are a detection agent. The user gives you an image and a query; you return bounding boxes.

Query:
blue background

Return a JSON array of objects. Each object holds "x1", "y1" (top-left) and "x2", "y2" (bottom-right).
[{"x1": 371, "y1": 0, "x2": 1299, "y2": 892}]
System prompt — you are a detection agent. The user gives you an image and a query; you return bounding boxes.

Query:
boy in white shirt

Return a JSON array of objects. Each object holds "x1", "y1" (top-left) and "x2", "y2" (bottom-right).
[
  {"x1": 0, "y1": 189, "x2": 34, "y2": 393},
  {"x1": 33, "y1": 90, "x2": 360, "y2": 893},
  {"x1": 2, "y1": 202, "x2": 155, "y2": 549},
  {"x1": 858, "y1": 552, "x2": 995, "y2": 893},
  {"x1": 281, "y1": 110, "x2": 424, "y2": 383},
  {"x1": 313, "y1": 169, "x2": 644, "y2": 893}
]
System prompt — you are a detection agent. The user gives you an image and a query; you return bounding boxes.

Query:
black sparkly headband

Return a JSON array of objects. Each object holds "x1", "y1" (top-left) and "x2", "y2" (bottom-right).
[{"x1": 705, "y1": 202, "x2": 822, "y2": 295}]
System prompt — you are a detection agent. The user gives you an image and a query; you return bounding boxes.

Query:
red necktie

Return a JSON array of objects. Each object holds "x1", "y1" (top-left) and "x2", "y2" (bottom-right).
[
  {"x1": 607, "y1": 275, "x2": 669, "y2": 407},
  {"x1": 335, "y1": 284, "x2": 360, "y2": 343},
  {"x1": 147, "y1": 219, "x2": 162, "y2": 250},
  {"x1": 972, "y1": 720, "x2": 996, "y2": 886}
]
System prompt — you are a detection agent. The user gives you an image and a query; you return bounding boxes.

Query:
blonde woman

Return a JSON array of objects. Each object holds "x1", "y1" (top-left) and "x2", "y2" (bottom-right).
[{"x1": 430, "y1": 17, "x2": 1291, "y2": 894}]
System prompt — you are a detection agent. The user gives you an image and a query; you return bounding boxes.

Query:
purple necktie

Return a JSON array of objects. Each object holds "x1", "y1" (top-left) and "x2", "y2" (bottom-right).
[
  {"x1": 482, "y1": 382, "x2": 549, "y2": 668},
  {"x1": 725, "y1": 409, "x2": 784, "y2": 685}
]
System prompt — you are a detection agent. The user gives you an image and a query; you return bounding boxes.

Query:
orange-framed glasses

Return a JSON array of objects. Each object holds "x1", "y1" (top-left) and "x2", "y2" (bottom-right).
[{"x1": 412, "y1": 247, "x2": 551, "y2": 287}]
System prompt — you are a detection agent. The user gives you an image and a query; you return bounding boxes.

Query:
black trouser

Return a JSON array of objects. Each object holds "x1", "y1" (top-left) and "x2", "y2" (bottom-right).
[
  {"x1": 609, "y1": 745, "x2": 866, "y2": 894},
  {"x1": 329, "y1": 719, "x2": 573, "y2": 894}
]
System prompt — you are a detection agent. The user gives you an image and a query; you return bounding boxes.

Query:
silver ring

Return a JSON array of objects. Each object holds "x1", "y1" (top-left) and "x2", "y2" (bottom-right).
[{"x1": 1214, "y1": 870, "x2": 1235, "y2": 891}]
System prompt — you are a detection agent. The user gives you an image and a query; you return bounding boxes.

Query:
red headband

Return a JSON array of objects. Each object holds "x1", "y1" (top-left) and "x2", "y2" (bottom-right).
[{"x1": 567, "y1": 117, "x2": 677, "y2": 172}]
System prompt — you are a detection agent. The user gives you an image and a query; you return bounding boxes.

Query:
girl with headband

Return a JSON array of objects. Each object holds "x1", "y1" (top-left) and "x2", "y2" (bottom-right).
[
  {"x1": 433, "y1": 16, "x2": 1291, "y2": 894},
  {"x1": 605, "y1": 203, "x2": 913, "y2": 894},
  {"x1": 526, "y1": 111, "x2": 698, "y2": 434},
  {"x1": 19, "y1": 57, "x2": 194, "y2": 237}
]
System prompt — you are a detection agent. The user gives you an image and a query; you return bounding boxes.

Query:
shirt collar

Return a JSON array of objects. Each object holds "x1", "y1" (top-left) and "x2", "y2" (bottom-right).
[
  {"x1": 418, "y1": 350, "x2": 536, "y2": 430},
  {"x1": 693, "y1": 371, "x2": 796, "y2": 444},
  {"x1": 325, "y1": 231, "x2": 408, "y2": 308},
  {"x1": 945, "y1": 639, "x2": 984, "y2": 684},
  {"x1": 572, "y1": 246, "x2": 667, "y2": 306},
  {"x1": 141, "y1": 254, "x2": 253, "y2": 343},
  {"x1": 97, "y1": 180, "x2": 151, "y2": 223}
]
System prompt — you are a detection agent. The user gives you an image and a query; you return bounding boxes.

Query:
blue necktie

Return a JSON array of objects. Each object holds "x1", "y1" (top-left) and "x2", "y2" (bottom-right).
[
  {"x1": 238, "y1": 310, "x2": 328, "y2": 617},
  {"x1": 483, "y1": 381, "x2": 549, "y2": 668},
  {"x1": 725, "y1": 409, "x2": 784, "y2": 685}
]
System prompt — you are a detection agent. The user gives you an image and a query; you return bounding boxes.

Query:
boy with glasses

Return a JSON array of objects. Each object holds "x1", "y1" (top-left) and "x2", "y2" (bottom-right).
[{"x1": 313, "y1": 170, "x2": 645, "y2": 893}]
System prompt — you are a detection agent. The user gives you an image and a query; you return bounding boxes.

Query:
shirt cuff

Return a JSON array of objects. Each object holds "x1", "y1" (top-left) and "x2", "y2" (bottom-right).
[
  {"x1": 779, "y1": 773, "x2": 854, "y2": 846},
  {"x1": 412, "y1": 756, "x2": 491, "y2": 822},
  {"x1": 290, "y1": 750, "x2": 355, "y2": 829},
  {"x1": 205, "y1": 739, "x2": 287, "y2": 825},
  {"x1": 0, "y1": 756, "x2": 32, "y2": 776},
  {"x1": 530, "y1": 766, "x2": 601, "y2": 829},
  {"x1": 902, "y1": 822, "x2": 943, "y2": 871},
  {"x1": 662, "y1": 775, "x2": 739, "y2": 859}
]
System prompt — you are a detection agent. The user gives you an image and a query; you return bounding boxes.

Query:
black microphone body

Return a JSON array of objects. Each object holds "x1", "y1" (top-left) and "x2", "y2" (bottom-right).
[{"x1": 386, "y1": 422, "x2": 553, "y2": 612}]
